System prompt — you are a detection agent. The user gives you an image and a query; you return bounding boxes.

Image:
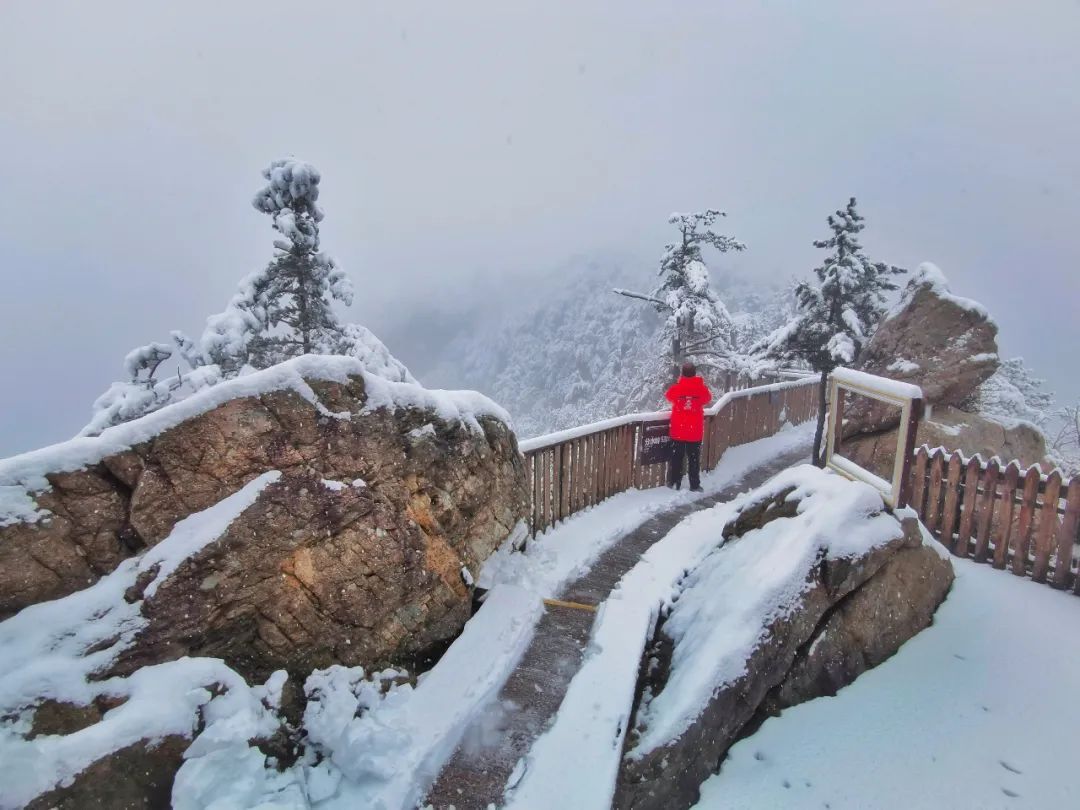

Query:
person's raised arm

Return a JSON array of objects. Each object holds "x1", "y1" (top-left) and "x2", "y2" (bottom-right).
[{"x1": 665, "y1": 383, "x2": 678, "y2": 404}]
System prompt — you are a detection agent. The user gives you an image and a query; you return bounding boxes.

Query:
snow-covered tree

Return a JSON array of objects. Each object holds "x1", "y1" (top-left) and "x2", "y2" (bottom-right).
[
  {"x1": 758, "y1": 197, "x2": 904, "y2": 465},
  {"x1": 973, "y1": 357, "x2": 1055, "y2": 428},
  {"x1": 203, "y1": 159, "x2": 354, "y2": 372},
  {"x1": 80, "y1": 159, "x2": 414, "y2": 436},
  {"x1": 616, "y1": 210, "x2": 745, "y2": 379},
  {"x1": 80, "y1": 337, "x2": 222, "y2": 436},
  {"x1": 1049, "y1": 401, "x2": 1080, "y2": 476}
]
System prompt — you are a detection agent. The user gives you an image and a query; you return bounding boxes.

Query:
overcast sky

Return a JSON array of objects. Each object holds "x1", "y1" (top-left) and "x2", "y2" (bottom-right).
[{"x1": 1, "y1": 0, "x2": 1078, "y2": 456}]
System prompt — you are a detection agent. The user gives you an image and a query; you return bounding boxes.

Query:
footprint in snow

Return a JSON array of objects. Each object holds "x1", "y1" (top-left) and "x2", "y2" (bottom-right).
[
  {"x1": 953, "y1": 653, "x2": 967, "y2": 661},
  {"x1": 999, "y1": 760, "x2": 1022, "y2": 775},
  {"x1": 782, "y1": 779, "x2": 791, "y2": 789},
  {"x1": 753, "y1": 751, "x2": 766, "y2": 762},
  {"x1": 1001, "y1": 787, "x2": 1020, "y2": 798}
]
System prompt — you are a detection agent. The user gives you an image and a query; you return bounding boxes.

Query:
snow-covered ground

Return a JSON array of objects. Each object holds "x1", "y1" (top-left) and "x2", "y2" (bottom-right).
[{"x1": 695, "y1": 559, "x2": 1080, "y2": 810}]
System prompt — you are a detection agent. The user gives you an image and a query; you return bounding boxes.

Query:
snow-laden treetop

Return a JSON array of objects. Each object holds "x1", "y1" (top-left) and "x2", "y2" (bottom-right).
[{"x1": 252, "y1": 158, "x2": 326, "y2": 253}]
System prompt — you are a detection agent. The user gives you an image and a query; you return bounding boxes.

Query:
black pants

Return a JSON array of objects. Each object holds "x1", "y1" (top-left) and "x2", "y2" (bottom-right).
[{"x1": 668, "y1": 440, "x2": 702, "y2": 490}]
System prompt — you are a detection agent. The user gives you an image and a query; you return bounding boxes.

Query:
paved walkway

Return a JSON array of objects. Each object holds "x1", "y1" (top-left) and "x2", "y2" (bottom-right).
[{"x1": 424, "y1": 446, "x2": 811, "y2": 809}]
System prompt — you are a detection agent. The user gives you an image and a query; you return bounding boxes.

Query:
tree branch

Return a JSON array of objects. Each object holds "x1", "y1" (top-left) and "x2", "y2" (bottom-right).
[{"x1": 612, "y1": 288, "x2": 670, "y2": 310}]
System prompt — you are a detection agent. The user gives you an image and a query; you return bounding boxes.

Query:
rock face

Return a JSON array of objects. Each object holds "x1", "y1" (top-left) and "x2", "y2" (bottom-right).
[
  {"x1": 0, "y1": 359, "x2": 528, "y2": 680},
  {"x1": 844, "y1": 263, "x2": 999, "y2": 438},
  {"x1": 25, "y1": 735, "x2": 188, "y2": 810},
  {"x1": 844, "y1": 404, "x2": 1049, "y2": 478},
  {"x1": 615, "y1": 497, "x2": 953, "y2": 810},
  {"x1": 761, "y1": 540, "x2": 953, "y2": 714}
]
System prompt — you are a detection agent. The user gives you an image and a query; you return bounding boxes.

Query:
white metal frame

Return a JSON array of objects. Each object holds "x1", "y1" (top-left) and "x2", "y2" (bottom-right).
[{"x1": 825, "y1": 367, "x2": 924, "y2": 508}]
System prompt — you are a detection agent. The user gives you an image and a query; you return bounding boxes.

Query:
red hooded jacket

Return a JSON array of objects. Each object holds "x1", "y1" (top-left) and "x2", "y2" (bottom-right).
[{"x1": 665, "y1": 375, "x2": 712, "y2": 442}]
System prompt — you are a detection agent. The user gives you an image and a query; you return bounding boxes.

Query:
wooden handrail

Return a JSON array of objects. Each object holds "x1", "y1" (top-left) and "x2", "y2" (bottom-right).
[{"x1": 522, "y1": 377, "x2": 820, "y2": 535}]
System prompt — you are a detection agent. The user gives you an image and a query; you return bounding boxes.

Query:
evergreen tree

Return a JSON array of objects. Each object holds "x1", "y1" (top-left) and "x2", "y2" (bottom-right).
[
  {"x1": 760, "y1": 197, "x2": 904, "y2": 465},
  {"x1": 203, "y1": 158, "x2": 354, "y2": 372},
  {"x1": 80, "y1": 159, "x2": 414, "y2": 436},
  {"x1": 617, "y1": 210, "x2": 745, "y2": 380}
]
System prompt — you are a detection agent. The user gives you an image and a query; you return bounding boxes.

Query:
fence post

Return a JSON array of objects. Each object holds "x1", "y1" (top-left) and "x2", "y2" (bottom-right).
[
  {"x1": 896, "y1": 399, "x2": 924, "y2": 509},
  {"x1": 1054, "y1": 478, "x2": 1080, "y2": 590},
  {"x1": 955, "y1": 456, "x2": 981, "y2": 558},
  {"x1": 925, "y1": 449, "x2": 946, "y2": 533},
  {"x1": 1012, "y1": 466, "x2": 1042, "y2": 577},
  {"x1": 940, "y1": 454, "x2": 963, "y2": 552},
  {"x1": 973, "y1": 459, "x2": 1000, "y2": 563},
  {"x1": 910, "y1": 447, "x2": 929, "y2": 518},
  {"x1": 1031, "y1": 471, "x2": 1062, "y2": 583}
]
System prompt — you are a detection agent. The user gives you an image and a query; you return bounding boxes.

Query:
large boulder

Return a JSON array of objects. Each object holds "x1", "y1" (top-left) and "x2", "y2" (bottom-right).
[
  {"x1": 844, "y1": 262, "x2": 999, "y2": 437},
  {"x1": 0, "y1": 357, "x2": 528, "y2": 671},
  {"x1": 615, "y1": 474, "x2": 953, "y2": 810},
  {"x1": 0, "y1": 357, "x2": 528, "y2": 809}
]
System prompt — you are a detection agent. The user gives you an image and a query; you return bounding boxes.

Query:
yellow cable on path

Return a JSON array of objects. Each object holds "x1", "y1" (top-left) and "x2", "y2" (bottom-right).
[{"x1": 542, "y1": 598, "x2": 598, "y2": 613}]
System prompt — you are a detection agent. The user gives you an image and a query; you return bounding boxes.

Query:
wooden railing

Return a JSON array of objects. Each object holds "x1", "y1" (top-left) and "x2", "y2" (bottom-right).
[
  {"x1": 908, "y1": 447, "x2": 1080, "y2": 594},
  {"x1": 519, "y1": 378, "x2": 819, "y2": 535}
]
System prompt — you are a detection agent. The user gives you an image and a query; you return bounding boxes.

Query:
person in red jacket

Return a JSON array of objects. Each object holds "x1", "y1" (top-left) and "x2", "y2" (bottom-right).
[{"x1": 665, "y1": 362, "x2": 712, "y2": 492}]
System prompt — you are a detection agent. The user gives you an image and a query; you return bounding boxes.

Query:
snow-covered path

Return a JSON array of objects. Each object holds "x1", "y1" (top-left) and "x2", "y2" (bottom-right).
[
  {"x1": 425, "y1": 428, "x2": 814, "y2": 809},
  {"x1": 695, "y1": 559, "x2": 1080, "y2": 809}
]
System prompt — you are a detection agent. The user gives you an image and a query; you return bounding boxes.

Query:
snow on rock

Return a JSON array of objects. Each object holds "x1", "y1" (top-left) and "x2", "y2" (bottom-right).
[
  {"x1": 0, "y1": 460, "x2": 538, "y2": 810},
  {"x1": 0, "y1": 474, "x2": 280, "y2": 808},
  {"x1": 693, "y1": 557, "x2": 1080, "y2": 810},
  {"x1": 847, "y1": 260, "x2": 999, "y2": 438},
  {"x1": 283, "y1": 585, "x2": 541, "y2": 810},
  {"x1": 1, "y1": 355, "x2": 507, "y2": 527},
  {"x1": 890, "y1": 262, "x2": 991, "y2": 321},
  {"x1": 887, "y1": 358, "x2": 920, "y2": 374},
  {"x1": 629, "y1": 465, "x2": 904, "y2": 757}
]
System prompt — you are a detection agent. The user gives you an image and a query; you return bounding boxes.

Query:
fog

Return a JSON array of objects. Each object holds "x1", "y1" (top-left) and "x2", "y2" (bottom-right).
[{"x1": 2, "y1": 0, "x2": 1078, "y2": 456}]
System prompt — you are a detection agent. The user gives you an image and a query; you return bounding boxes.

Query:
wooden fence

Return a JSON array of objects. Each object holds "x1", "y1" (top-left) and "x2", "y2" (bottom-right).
[
  {"x1": 520, "y1": 378, "x2": 819, "y2": 535},
  {"x1": 908, "y1": 447, "x2": 1080, "y2": 594}
]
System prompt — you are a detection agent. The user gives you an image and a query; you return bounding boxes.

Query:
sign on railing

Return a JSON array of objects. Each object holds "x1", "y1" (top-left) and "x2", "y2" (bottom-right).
[
  {"x1": 638, "y1": 421, "x2": 672, "y2": 466},
  {"x1": 825, "y1": 367, "x2": 924, "y2": 508}
]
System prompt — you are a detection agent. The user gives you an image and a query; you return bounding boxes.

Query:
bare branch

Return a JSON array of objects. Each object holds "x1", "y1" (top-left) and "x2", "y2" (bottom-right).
[{"x1": 612, "y1": 288, "x2": 670, "y2": 310}]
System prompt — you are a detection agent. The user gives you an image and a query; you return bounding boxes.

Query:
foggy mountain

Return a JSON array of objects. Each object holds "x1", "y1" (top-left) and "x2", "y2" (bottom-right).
[{"x1": 386, "y1": 259, "x2": 792, "y2": 439}]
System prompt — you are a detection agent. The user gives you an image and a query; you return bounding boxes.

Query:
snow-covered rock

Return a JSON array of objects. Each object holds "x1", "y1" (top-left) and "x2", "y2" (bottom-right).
[
  {"x1": 615, "y1": 466, "x2": 953, "y2": 810},
  {"x1": 846, "y1": 262, "x2": 999, "y2": 436},
  {"x1": 0, "y1": 355, "x2": 526, "y2": 632},
  {"x1": 0, "y1": 356, "x2": 532, "y2": 808}
]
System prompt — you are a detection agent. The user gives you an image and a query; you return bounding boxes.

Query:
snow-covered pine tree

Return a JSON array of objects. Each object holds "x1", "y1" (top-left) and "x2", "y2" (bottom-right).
[
  {"x1": 759, "y1": 197, "x2": 904, "y2": 465},
  {"x1": 202, "y1": 158, "x2": 354, "y2": 372},
  {"x1": 616, "y1": 210, "x2": 745, "y2": 380},
  {"x1": 80, "y1": 159, "x2": 415, "y2": 436}
]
